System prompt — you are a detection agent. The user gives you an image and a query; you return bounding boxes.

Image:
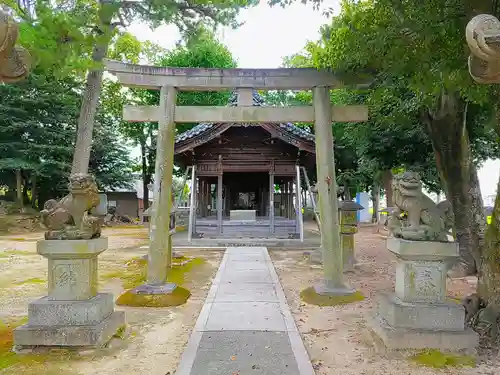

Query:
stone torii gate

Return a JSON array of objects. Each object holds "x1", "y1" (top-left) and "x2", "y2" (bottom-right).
[{"x1": 105, "y1": 59, "x2": 368, "y2": 298}]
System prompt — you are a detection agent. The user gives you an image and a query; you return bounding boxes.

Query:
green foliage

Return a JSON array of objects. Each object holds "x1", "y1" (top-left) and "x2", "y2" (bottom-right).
[
  {"x1": 283, "y1": 0, "x2": 500, "y2": 194},
  {"x1": 0, "y1": 69, "x2": 134, "y2": 208}
]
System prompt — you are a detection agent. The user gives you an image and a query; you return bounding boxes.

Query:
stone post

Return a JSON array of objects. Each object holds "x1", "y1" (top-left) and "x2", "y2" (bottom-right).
[
  {"x1": 123, "y1": 85, "x2": 180, "y2": 298},
  {"x1": 187, "y1": 166, "x2": 197, "y2": 243},
  {"x1": 14, "y1": 238, "x2": 125, "y2": 348},
  {"x1": 370, "y1": 237, "x2": 478, "y2": 350},
  {"x1": 146, "y1": 85, "x2": 176, "y2": 286},
  {"x1": 338, "y1": 201, "x2": 364, "y2": 272},
  {"x1": 311, "y1": 86, "x2": 356, "y2": 296}
]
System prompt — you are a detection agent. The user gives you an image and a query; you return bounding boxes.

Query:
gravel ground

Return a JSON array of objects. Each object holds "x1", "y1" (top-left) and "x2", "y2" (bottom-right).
[{"x1": 271, "y1": 226, "x2": 499, "y2": 375}]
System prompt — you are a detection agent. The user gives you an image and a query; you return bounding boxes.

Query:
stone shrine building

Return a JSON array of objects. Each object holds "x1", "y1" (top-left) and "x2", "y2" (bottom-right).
[{"x1": 174, "y1": 91, "x2": 316, "y2": 240}]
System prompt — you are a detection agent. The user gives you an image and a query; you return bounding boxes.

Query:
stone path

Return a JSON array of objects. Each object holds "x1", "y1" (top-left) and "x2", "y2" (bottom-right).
[{"x1": 175, "y1": 247, "x2": 314, "y2": 375}]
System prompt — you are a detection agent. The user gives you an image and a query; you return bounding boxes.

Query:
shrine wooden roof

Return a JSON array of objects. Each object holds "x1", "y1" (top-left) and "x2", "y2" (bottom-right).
[{"x1": 174, "y1": 91, "x2": 316, "y2": 154}]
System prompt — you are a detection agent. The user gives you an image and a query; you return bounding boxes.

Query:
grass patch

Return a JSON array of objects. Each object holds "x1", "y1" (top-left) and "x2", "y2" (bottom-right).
[
  {"x1": 300, "y1": 286, "x2": 364, "y2": 306},
  {"x1": 116, "y1": 286, "x2": 191, "y2": 307},
  {"x1": 409, "y1": 349, "x2": 476, "y2": 368},
  {"x1": 104, "y1": 256, "x2": 205, "y2": 307},
  {"x1": 103, "y1": 256, "x2": 205, "y2": 290},
  {"x1": 0, "y1": 317, "x2": 82, "y2": 372},
  {"x1": 13, "y1": 278, "x2": 46, "y2": 286}
]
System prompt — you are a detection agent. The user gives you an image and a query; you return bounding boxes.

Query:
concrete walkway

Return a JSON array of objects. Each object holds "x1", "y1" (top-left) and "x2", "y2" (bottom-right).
[{"x1": 175, "y1": 247, "x2": 314, "y2": 375}]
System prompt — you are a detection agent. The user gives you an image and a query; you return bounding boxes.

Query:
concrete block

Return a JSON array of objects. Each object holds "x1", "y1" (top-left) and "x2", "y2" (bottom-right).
[
  {"x1": 203, "y1": 302, "x2": 286, "y2": 331},
  {"x1": 27, "y1": 293, "x2": 114, "y2": 326},
  {"x1": 377, "y1": 294, "x2": 466, "y2": 331},
  {"x1": 369, "y1": 314, "x2": 478, "y2": 350},
  {"x1": 14, "y1": 311, "x2": 125, "y2": 348},
  {"x1": 227, "y1": 253, "x2": 268, "y2": 262},
  {"x1": 211, "y1": 283, "x2": 278, "y2": 303},
  {"x1": 226, "y1": 260, "x2": 269, "y2": 271},
  {"x1": 387, "y1": 237, "x2": 458, "y2": 260},
  {"x1": 189, "y1": 331, "x2": 300, "y2": 375},
  {"x1": 220, "y1": 268, "x2": 273, "y2": 284}
]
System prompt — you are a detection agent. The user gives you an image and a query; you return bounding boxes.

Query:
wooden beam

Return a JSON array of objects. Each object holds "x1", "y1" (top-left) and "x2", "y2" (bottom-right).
[
  {"x1": 123, "y1": 105, "x2": 368, "y2": 123},
  {"x1": 104, "y1": 59, "x2": 372, "y2": 91}
]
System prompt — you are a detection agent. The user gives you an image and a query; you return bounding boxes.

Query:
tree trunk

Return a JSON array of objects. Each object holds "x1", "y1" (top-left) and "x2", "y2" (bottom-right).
[
  {"x1": 15, "y1": 169, "x2": 22, "y2": 207},
  {"x1": 477, "y1": 175, "x2": 500, "y2": 305},
  {"x1": 382, "y1": 170, "x2": 393, "y2": 207},
  {"x1": 22, "y1": 179, "x2": 29, "y2": 206},
  {"x1": 423, "y1": 91, "x2": 485, "y2": 276},
  {"x1": 372, "y1": 181, "x2": 381, "y2": 223},
  {"x1": 31, "y1": 172, "x2": 37, "y2": 210},
  {"x1": 71, "y1": 5, "x2": 116, "y2": 175}
]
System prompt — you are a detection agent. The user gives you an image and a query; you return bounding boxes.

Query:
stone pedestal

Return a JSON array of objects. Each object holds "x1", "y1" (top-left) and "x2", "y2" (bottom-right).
[
  {"x1": 14, "y1": 238, "x2": 125, "y2": 349},
  {"x1": 370, "y1": 237, "x2": 478, "y2": 350},
  {"x1": 339, "y1": 201, "x2": 363, "y2": 272}
]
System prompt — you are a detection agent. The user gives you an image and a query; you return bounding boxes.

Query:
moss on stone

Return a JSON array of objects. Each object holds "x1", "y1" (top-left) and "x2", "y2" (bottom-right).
[
  {"x1": 300, "y1": 286, "x2": 364, "y2": 306},
  {"x1": 115, "y1": 286, "x2": 191, "y2": 307},
  {"x1": 409, "y1": 349, "x2": 476, "y2": 368}
]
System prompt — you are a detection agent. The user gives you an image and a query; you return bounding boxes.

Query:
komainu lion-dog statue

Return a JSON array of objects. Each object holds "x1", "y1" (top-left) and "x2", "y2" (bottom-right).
[
  {"x1": 387, "y1": 171, "x2": 453, "y2": 242},
  {"x1": 0, "y1": 9, "x2": 31, "y2": 83},
  {"x1": 40, "y1": 174, "x2": 103, "y2": 240},
  {"x1": 466, "y1": 14, "x2": 500, "y2": 84}
]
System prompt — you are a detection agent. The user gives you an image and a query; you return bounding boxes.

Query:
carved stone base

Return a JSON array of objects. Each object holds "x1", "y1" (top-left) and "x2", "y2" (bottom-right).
[
  {"x1": 369, "y1": 314, "x2": 478, "y2": 350},
  {"x1": 376, "y1": 293, "x2": 466, "y2": 331},
  {"x1": 27, "y1": 293, "x2": 114, "y2": 326},
  {"x1": 13, "y1": 311, "x2": 125, "y2": 349}
]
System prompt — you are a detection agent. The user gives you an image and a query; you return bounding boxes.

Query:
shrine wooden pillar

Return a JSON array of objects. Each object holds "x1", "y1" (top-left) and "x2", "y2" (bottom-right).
[
  {"x1": 217, "y1": 174, "x2": 223, "y2": 233},
  {"x1": 269, "y1": 171, "x2": 275, "y2": 233},
  {"x1": 296, "y1": 165, "x2": 304, "y2": 241},
  {"x1": 196, "y1": 178, "x2": 203, "y2": 217},
  {"x1": 280, "y1": 182, "x2": 284, "y2": 217},
  {"x1": 205, "y1": 180, "x2": 211, "y2": 216},
  {"x1": 261, "y1": 186, "x2": 267, "y2": 217},
  {"x1": 287, "y1": 180, "x2": 293, "y2": 219}
]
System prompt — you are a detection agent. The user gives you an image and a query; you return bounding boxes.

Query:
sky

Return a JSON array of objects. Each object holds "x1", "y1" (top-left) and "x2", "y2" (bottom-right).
[{"x1": 126, "y1": 1, "x2": 499, "y2": 201}]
